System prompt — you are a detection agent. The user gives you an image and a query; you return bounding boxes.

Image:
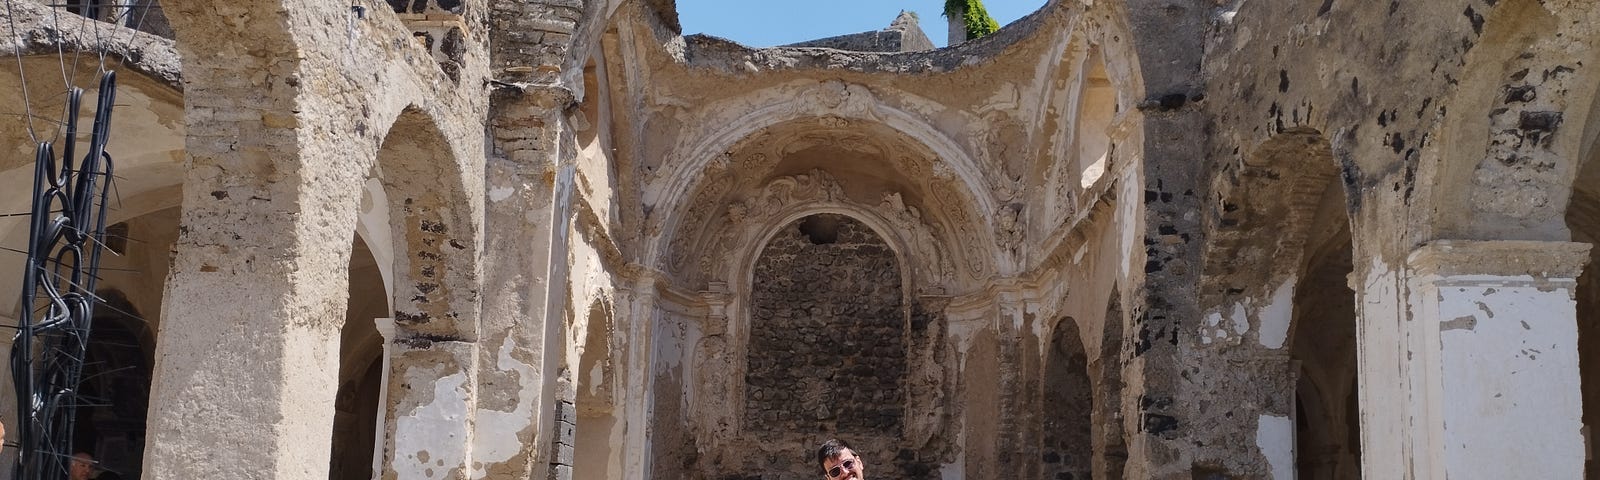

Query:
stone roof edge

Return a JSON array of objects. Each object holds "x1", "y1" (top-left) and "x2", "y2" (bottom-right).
[
  {"x1": 0, "y1": 0, "x2": 182, "y2": 91},
  {"x1": 655, "y1": 1, "x2": 1064, "y2": 75}
]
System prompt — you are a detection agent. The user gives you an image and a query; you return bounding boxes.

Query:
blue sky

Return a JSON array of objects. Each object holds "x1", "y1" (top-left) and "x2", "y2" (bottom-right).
[{"x1": 675, "y1": 1, "x2": 1046, "y2": 49}]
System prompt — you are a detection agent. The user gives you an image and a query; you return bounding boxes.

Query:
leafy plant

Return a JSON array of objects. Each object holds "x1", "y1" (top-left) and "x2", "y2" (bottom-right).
[{"x1": 943, "y1": 0, "x2": 1001, "y2": 40}]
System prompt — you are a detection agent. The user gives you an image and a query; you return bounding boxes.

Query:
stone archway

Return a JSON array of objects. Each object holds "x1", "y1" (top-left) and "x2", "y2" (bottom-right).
[
  {"x1": 1041, "y1": 317, "x2": 1093, "y2": 480},
  {"x1": 1196, "y1": 129, "x2": 1351, "y2": 478},
  {"x1": 328, "y1": 234, "x2": 389, "y2": 480},
  {"x1": 1286, "y1": 181, "x2": 1359, "y2": 480}
]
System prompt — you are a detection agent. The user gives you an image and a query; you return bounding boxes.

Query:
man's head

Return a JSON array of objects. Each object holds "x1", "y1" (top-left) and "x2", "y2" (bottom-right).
[
  {"x1": 816, "y1": 439, "x2": 864, "y2": 479},
  {"x1": 69, "y1": 452, "x2": 94, "y2": 480}
]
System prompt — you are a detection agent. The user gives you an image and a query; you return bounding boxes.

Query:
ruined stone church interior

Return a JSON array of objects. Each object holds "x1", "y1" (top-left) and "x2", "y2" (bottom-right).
[{"x1": 0, "y1": 0, "x2": 1598, "y2": 479}]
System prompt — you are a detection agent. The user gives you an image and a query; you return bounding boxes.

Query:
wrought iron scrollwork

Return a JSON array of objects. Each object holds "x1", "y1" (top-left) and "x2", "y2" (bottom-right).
[{"x1": 11, "y1": 70, "x2": 117, "y2": 480}]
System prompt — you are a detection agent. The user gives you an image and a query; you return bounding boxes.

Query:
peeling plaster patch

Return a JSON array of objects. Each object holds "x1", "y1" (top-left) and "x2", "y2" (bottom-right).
[
  {"x1": 587, "y1": 362, "x2": 605, "y2": 394},
  {"x1": 1257, "y1": 279, "x2": 1295, "y2": 349},
  {"x1": 1475, "y1": 301, "x2": 1495, "y2": 318},
  {"x1": 1119, "y1": 167, "x2": 1139, "y2": 278},
  {"x1": 394, "y1": 372, "x2": 470, "y2": 480},
  {"x1": 1202, "y1": 311, "x2": 1223, "y2": 345},
  {"x1": 940, "y1": 460, "x2": 964, "y2": 480},
  {"x1": 470, "y1": 336, "x2": 538, "y2": 478},
  {"x1": 1257, "y1": 414, "x2": 1295, "y2": 480},
  {"x1": 488, "y1": 186, "x2": 514, "y2": 202},
  {"x1": 1230, "y1": 301, "x2": 1250, "y2": 336},
  {"x1": 1441, "y1": 315, "x2": 1478, "y2": 331}
]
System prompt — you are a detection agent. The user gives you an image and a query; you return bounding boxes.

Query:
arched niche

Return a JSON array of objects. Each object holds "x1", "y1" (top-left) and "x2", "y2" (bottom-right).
[
  {"x1": 699, "y1": 212, "x2": 941, "y2": 478},
  {"x1": 363, "y1": 104, "x2": 485, "y2": 480},
  {"x1": 658, "y1": 118, "x2": 991, "y2": 293},
  {"x1": 373, "y1": 106, "x2": 482, "y2": 341},
  {"x1": 645, "y1": 91, "x2": 1003, "y2": 280},
  {"x1": 1092, "y1": 288, "x2": 1129, "y2": 480},
  {"x1": 1199, "y1": 130, "x2": 1359, "y2": 479},
  {"x1": 1042, "y1": 316, "x2": 1093, "y2": 480}
]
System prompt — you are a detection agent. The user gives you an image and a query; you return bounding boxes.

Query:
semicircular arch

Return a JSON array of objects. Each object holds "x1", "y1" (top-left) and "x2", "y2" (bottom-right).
[{"x1": 645, "y1": 83, "x2": 1001, "y2": 270}]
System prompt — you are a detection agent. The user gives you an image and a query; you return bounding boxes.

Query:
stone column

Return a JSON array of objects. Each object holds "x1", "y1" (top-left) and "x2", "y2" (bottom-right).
[
  {"x1": 1374, "y1": 240, "x2": 1590, "y2": 478},
  {"x1": 144, "y1": 145, "x2": 362, "y2": 479},
  {"x1": 994, "y1": 289, "x2": 1040, "y2": 479},
  {"x1": 465, "y1": 84, "x2": 576, "y2": 480},
  {"x1": 370, "y1": 318, "x2": 394, "y2": 479},
  {"x1": 619, "y1": 269, "x2": 662, "y2": 480},
  {"x1": 381, "y1": 339, "x2": 478, "y2": 480}
]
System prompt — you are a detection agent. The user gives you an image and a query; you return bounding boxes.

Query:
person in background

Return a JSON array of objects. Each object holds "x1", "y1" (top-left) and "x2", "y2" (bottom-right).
[
  {"x1": 69, "y1": 452, "x2": 95, "y2": 480},
  {"x1": 816, "y1": 439, "x2": 865, "y2": 480}
]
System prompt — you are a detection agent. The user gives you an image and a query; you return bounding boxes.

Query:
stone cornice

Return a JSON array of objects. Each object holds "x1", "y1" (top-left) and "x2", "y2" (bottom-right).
[{"x1": 1407, "y1": 240, "x2": 1593, "y2": 279}]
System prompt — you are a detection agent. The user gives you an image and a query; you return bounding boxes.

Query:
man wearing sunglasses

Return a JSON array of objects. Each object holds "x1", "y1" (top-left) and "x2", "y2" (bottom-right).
[{"x1": 816, "y1": 438, "x2": 866, "y2": 479}]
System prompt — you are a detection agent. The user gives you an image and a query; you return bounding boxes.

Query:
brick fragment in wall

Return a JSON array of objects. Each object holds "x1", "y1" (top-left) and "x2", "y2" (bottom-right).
[{"x1": 551, "y1": 442, "x2": 574, "y2": 465}]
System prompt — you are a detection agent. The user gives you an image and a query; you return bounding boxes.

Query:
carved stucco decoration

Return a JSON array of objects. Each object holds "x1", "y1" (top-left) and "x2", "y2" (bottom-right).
[
  {"x1": 642, "y1": 80, "x2": 1009, "y2": 277},
  {"x1": 703, "y1": 169, "x2": 956, "y2": 292}
]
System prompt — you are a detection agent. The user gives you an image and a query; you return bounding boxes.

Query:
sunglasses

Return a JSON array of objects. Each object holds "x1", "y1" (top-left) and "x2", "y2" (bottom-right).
[{"x1": 827, "y1": 458, "x2": 859, "y2": 478}]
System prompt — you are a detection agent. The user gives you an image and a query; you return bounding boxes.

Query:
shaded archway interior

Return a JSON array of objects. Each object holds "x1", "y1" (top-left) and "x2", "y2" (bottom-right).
[
  {"x1": 663, "y1": 116, "x2": 988, "y2": 290},
  {"x1": 1288, "y1": 178, "x2": 1360, "y2": 480},
  {"x1": 329, "y1": 235, "x2": 388, "y2": 480},
  {"x1": 1042, "y1": 317, "x2": 1092, "y2": 480},
  {"x1": 1571, "y1": 128, "x2": 1600, "y2": 480}
]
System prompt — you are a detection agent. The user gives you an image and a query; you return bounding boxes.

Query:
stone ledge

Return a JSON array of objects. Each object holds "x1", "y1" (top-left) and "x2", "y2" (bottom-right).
[{"x1": 1406, "y1": 240, "x2": 1593, "y2": 279}]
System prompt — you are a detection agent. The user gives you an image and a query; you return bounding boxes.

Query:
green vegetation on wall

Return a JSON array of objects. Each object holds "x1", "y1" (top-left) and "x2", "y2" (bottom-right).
[{"x1": 943, "y1": 0, "x2": 1001, "y2": 40}]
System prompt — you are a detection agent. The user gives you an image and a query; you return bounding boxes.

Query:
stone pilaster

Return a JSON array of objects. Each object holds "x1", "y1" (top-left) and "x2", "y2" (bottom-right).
[
  {"x1": 468, "y1": 83, "x2": 576, "y2": 479},
  {"x1": 1382, "y1": 240, "x2": 1591, "y2": 479},
  {"x1": 617, "y1": 267, "x2": 662, "y2": 480},
  {"x1": 370, "y1": 318, "x2": 395, "y2": 477}
]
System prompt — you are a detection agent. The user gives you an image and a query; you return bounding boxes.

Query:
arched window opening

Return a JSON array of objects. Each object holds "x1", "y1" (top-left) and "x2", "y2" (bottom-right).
[{"x1": 1075, "y1": 48, "x2": 1115, "y2": 189}]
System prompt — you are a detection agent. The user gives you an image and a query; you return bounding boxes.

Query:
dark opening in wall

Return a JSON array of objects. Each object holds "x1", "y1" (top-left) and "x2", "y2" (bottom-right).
[{"x1": 798, "y1": 214, "x2": 841, "y2": 244}]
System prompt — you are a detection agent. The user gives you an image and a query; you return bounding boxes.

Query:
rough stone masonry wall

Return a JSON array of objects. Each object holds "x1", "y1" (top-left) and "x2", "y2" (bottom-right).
[{"x1": 746, "y1": 214, "x2": 906, "y2": 436}]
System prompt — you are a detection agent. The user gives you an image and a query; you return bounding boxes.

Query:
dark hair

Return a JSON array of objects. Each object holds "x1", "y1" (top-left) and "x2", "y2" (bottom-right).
[{"x1": 816, "y1": 438, "x2": 854, "y2": 470}]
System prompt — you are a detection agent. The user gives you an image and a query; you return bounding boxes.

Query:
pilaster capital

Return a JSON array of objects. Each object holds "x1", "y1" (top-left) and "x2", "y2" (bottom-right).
[
  {"x1": 374, "y1": 317, "x2": 396, "y2": 342},
  {"x1": 1406, "y1": 240, "x2": 1592, "y2": 279}
]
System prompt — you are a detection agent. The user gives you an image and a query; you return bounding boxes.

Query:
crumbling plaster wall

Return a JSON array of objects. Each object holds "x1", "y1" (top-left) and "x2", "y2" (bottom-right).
[
  {"x1": 1198, "y1": 0, "x2": 1600, "y2": 477},
  {"x1": 128, "y1": 0, "x2": 496, "y2": 478},
  {"x1": 582, "y1": 0, "x2": 1181, "y2": 477}
]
